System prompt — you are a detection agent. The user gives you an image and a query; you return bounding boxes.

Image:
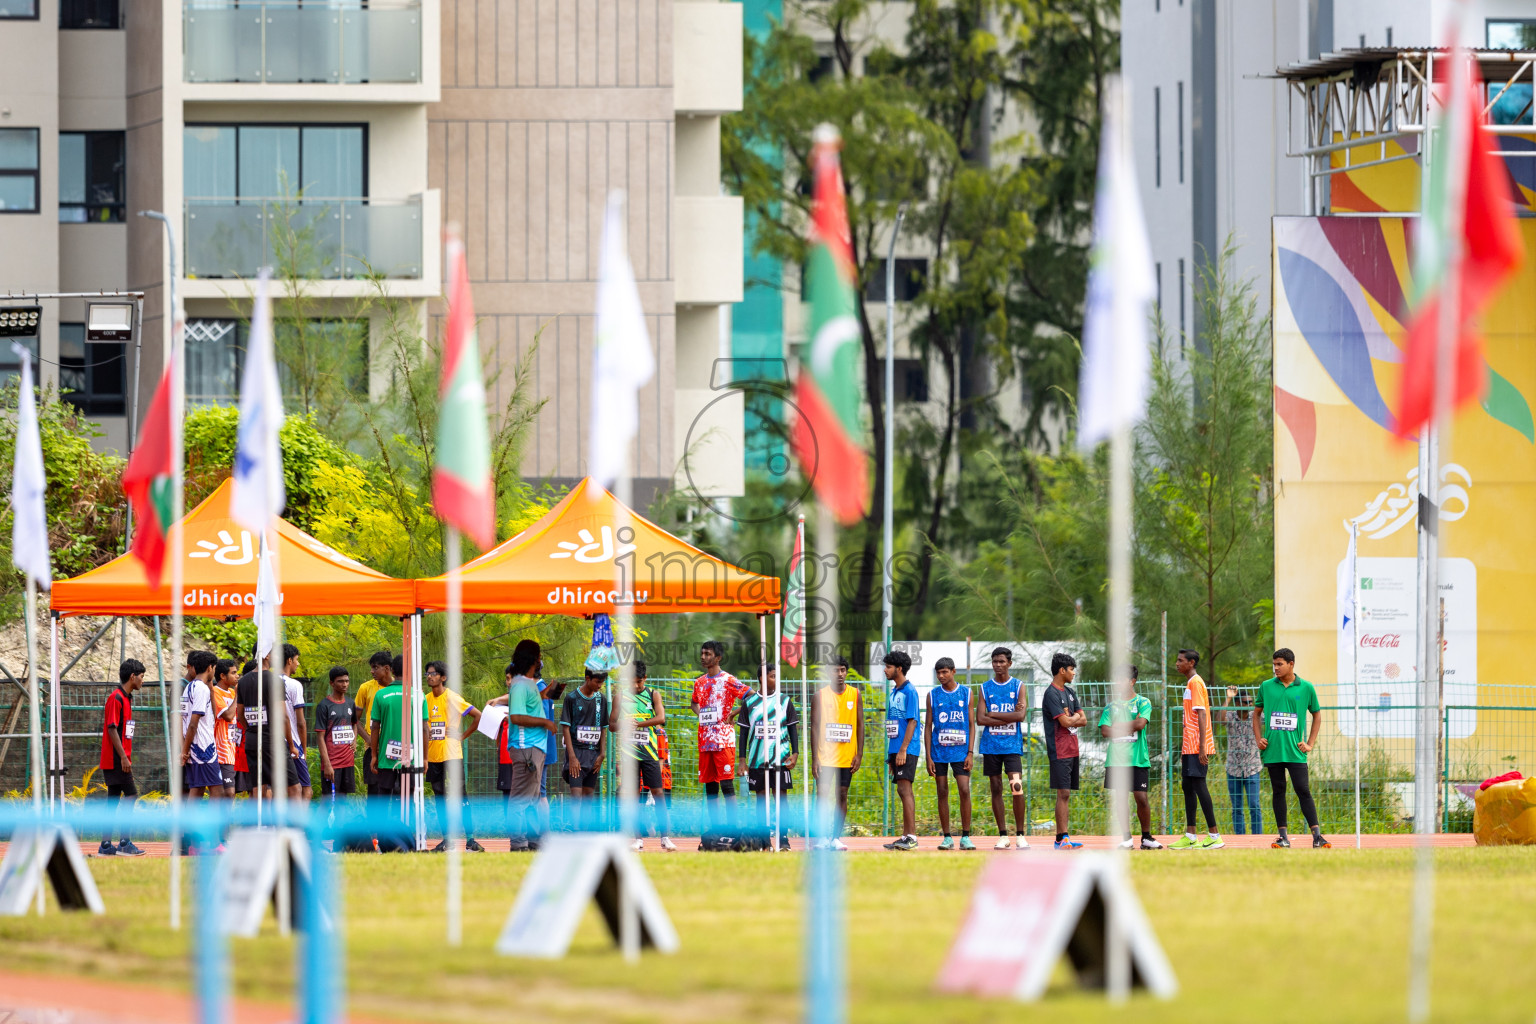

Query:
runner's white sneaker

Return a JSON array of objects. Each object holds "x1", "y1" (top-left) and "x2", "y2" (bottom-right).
[
  {"x1": 1118, "y1": 838, "x2": 1135, "y2": 849},
  {"x1": 660, "y1": 837, "x2": 678, "y2": 852},
  {"x1": 830, "y1": 838, "x2": 849, "y2": 851},
  {"x1": 994, "y1": 836, "x2": 1012, "y2": 850},
  {"x1": 1014, "y1": 836, "x2": 1029, "y2": 849},
  {"x1": 631, "y1": 838, "x2": 644, "y2": 852},
  {"x1": 1140, "y1": 837, "x2": 1164, "y2": 850}
]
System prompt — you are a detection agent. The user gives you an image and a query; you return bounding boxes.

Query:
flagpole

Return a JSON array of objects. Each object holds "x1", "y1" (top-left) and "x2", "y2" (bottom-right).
[
  {"x1": 1352, "y1": 518, "x2": 1361, "y2": 850},
  {"x1": 445, "y1": 525, "x2": 463, "y2": 947},
  {"x1": 798, "y1": 514, "x2": 808, "y2": 839},
  {"x1": 269, "y1": 529, "x2": 290, "y2": 937},
  {"x1": 169, "y1": 280, "x2": 186, "y2": 932},
  {"x1": 1411, "y1": 35, "x2": 1469, "y2": 1024},
  {"x1": 615, "y1": 474, "x2": 639, "y2": 965},
  {"x1": 808, "y1": 504, "x2": 844, "y2": 1024}
]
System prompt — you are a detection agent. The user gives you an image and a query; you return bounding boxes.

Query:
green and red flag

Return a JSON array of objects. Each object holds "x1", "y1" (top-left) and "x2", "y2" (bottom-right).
[
  {"x1": 122, "y1": 363, "x2": 175, "y2": 588},
  {"x1": 792, "y1": 125, "x2": 869, "y2": 526},
  {"x1": 434, "y1": 229, "x2": 496, "y2": 550},
  {"x1": 1395, "y1": 47, "x2": 1524, "y2": 439}
]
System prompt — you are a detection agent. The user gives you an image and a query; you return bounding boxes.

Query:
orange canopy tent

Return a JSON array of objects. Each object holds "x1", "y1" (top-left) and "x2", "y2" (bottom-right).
[
  {"x1": 50, "y1": 477, "x2": 417, "y2": 618},
  {"x1": 414, "y1": 477, "x2": 782, "y2": 615}
]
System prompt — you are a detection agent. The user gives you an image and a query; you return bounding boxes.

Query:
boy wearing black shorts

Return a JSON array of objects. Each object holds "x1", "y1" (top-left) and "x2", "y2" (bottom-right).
[
  {"x1": 1042, "y1": 652, "x2": 1086, "y2": 850},
  {"x1": 561, "y1": 670, "x2": 609, "y2": 828},
  {"x1": 316, "y1": 666, "x2": 359, "y2": 796},
  {"x1": 881, "y1": 650, "x2": 920, "y2": 851},
  {"x1": 97, "y1": 659, "x2": 146, "y2": 857},
  {"x1": 925, "y1": 657, "x2": 974, "y2": 850}
]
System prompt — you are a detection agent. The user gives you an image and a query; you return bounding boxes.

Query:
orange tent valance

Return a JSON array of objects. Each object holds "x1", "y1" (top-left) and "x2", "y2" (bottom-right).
[
  {"x1": 50, "y1": 478, "x2": 417, "y2": 619},
  {"x1": 415, "y1": 478, "x2": 782, "y2": 615}
]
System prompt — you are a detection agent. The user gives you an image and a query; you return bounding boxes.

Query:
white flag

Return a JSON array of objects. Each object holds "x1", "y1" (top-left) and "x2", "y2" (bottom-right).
[
  {"x1": 1340, "y1": 523, "x2": 1358, "y2": 634},
  {"x1": 231, "y1": 270, "x2": 285, "y2": 533},
  {"x1": 254, "y1": 540, "x2": 278, "y2": 658},
  {"x1": 10, "y1": 344, "x2": 50, "y2": 590},
  {"x1": 589, "y1": 192, "x2": 655, "y2": 488},
  {"x1": 1077, "y1": 80, "x2": 1157, "y2": 449}
]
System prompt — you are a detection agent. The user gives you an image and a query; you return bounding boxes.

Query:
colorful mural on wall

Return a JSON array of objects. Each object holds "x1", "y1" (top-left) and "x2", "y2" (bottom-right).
[{"x1": 1273, "y1": 216, "x2": 1536, "y2": 775}]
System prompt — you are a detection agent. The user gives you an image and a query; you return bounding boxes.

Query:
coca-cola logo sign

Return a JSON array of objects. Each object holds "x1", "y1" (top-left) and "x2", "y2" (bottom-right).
[{"x1": 1361, "y1": 633, "x2": 1402, "y2": 649}]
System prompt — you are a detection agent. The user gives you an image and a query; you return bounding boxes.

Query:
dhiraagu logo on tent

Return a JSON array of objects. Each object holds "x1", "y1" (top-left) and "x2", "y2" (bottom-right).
[
  {"x1": 189, "y1": 529, "x2": 255, "y2": 565},
  {"x1": 548, "y1": 525, "x2": 637, "y2": 564}
]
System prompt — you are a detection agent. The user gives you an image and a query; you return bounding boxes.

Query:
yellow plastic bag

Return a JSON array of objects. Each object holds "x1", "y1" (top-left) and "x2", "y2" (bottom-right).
[{"x1": 1474, "y1": 777, "x2": 1536, "y2": 845}]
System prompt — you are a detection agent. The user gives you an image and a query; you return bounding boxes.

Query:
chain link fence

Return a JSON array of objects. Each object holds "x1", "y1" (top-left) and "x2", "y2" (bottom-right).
[{"x1": 5, "y1": 676, "x2": 1534, "y2": 835}]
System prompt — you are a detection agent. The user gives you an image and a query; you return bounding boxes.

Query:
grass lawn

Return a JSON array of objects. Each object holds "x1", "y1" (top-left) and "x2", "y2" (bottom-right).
[{"x1": 1, "y1": 848, "x2": 1533, "y2": 1023}]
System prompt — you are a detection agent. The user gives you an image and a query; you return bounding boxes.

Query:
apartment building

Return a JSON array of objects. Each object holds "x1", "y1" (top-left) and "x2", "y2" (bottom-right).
[{"x1": 0, "y1": 0, "x2": 745, "y2": 503}]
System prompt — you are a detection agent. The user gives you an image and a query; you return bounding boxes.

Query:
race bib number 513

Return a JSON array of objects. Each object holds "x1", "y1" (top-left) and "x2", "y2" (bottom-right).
[{"x1": 1269, "y1": 711, "x2": 1299, "y2": 732}]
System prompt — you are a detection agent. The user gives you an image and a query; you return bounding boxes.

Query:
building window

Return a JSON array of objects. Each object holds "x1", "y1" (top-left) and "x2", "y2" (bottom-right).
[
  {"x1": 0, "y1": 0, "x2": 37, "y2": 20},
  {"x1": 893, "y1": 358, "x2": 928, "y2": 403},
  {"x1": 186, "y1": 316, "x2": 368, "y2": 406},
  {"x1": 1154, "y1": 86, "x2": 1161, "y2": 188},
  {"x1": 1178, "y1": 258, "x2": 1186, "y2": 352},
  {"x1": 184, "y1": 124, "x2": 366, "y2": 199},
  {"x1": 0, "y1": 129, "x2": 40, "y2": 213},
  {"x1": 59, "y1": 131, "x2": 126, "y2": 222},
  {"x1": 865, "y1": 258, "x2": 928, "y2": 303},
  {"x1": 60, "y1": 0, "x2": 119, "y2": 28},
  {"x1": 59, "y1": 323, "x2": 126, "y2": 416},
  {"x1": 1488, "y1": 22, "x2": 1536, "y2": 124},
  {"x1": 1177, "y1": 82, "x2": 1185, "y2": 185}
]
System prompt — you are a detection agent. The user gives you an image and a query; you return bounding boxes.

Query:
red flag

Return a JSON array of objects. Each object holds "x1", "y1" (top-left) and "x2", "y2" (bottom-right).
[
  {"x1": 1395, "y1": 54, "x2": 1524, "y2": 439},
  {"x1": 121, "y1": 364, "x2": 175, "y2": 588}
]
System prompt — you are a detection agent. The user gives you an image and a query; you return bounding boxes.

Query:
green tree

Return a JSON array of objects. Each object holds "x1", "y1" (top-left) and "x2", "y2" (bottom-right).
[
  {"x1": 725, "y1": 0, "x2": 1039, "y2": 646},
  {"x1": 1135, "y1": 245, "x2": 1274, "y2": 684}
]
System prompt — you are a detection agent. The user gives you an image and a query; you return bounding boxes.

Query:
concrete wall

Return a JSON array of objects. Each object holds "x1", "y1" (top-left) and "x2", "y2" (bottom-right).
[{"x1": 430, "y1": 0, "x2": 681, "y2": 487}]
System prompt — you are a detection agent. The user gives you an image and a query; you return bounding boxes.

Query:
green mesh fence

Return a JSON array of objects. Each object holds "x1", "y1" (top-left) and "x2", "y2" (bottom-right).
[{"x1": 6, "y1": 676, "x2": 1533, "y2": 834}]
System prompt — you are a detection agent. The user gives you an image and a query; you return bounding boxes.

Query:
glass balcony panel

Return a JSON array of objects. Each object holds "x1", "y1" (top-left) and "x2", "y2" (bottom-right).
[
  {"x1": 183, "y1": 2, "x2": 421, "y2": 85},
  {"x1": 185, "y1": 198, "x2": 423, "y2": 280}
]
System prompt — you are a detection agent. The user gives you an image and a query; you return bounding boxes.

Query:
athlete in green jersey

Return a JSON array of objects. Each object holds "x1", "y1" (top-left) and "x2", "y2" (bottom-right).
[
  {"x1": 737, "y1": 664, "x2": 800, "y2": 849},
  {"x1": 609, "y1": 660, "x2": 676, "y2": 851}
]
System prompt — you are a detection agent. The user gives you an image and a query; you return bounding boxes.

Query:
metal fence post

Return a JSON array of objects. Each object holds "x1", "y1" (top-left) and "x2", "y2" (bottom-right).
[
  {"x1": 1161, "y1": 610, "x2": 1169, "y2": 836},
  {"x1": 1442, "y1": 704, "x2": 1450, "y2": 834}
]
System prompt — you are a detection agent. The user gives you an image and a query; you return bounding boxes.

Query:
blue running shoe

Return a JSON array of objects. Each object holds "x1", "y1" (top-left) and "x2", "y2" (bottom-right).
[{"x1": 1053, "y1": 837, "x2": 1083, "y2": 850}]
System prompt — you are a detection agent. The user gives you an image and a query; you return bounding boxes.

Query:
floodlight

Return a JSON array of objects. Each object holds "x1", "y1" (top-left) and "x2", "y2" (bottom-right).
[
  {"x1": 87, "y1": 301, "x2": 134, "y2": 341},
  {"x1": 0, "y1": 306, "x2": 41, "y2": 338}
]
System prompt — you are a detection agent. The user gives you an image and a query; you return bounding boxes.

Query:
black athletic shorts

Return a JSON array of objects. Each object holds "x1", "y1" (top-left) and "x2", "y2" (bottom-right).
[
  {"x1": 220, "y1": 765, "x2": 236, "y2": 788},
  {"x1": 497, "y1": 762, "x2": 513, "y2": 792},
  {"x1": 932, "y1": 759, "x2": 971, "y2": 777},
  {"x1": 1181, "y1": 753, "x2": 1209, "y2": 778},
  {"x1": 1102, "y1": 766, "x2": 1151, "y2": 792},
  {"x1": 816, "y1": 766, "x2": 855, "y2": 789},
  {"x1": 887, "y1": 753, "x2": 918, "y2": 783},
  {"x1": 748, "y1": 766, "x2": 794, "y2": 793},
  {"x1": 362, "y1": 756, "x2": 377, "y2": 789},
  {"x1": 1048, "y1": 756, "x2": 1080, "y2": 791},
  {"x1": 101, "y1": 768, "x2": 136, "y2": 792},
  {"x1": 565, "y1": 758, "x2": 601, "y2": 789},
  {"x1": 374, "y1": 767, "x2": 401, "y2": 795},
  {"x1": 234, "y1": 770, "x2": 254, "y2": 794},
  {"x1": 633, "y1": 758, "x2": 664, "y2": 794},
  {"x1": 324, "y1": 765, "x2": 356, "y2": 795},
  {"x1": 983, "y1": 753, "x2": 1023, "y2": 777}
]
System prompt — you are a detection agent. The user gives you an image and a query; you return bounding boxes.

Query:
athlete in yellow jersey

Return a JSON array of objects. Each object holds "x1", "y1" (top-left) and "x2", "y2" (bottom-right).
[
  {"x1": 809, "y1": 656, "x2": 863, "y2": 849},
  {"x1": 354, "y1": 650, "x2": 392, "y2": 796}
]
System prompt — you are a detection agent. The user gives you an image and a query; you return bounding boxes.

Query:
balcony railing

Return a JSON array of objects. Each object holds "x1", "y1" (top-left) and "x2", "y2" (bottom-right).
[
  {"x1": 185, "y1": 196, "x2": 424, "y2": 280},
  {"x1": 183, "y1": 1, "x2": 422, "y2": 84}
]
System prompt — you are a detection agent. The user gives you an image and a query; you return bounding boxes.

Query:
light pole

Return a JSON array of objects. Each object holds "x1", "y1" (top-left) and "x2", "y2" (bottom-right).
[
  {"x1": 137, "y1": 210, "x2": 178, "y2": 364},
  {"x1": 882, "y1": 202, "x2": 908, "y2": 656}
]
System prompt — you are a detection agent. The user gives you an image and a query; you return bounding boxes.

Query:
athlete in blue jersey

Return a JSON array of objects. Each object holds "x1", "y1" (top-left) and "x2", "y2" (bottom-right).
[
  {"x1": 881, "y1": 649, "x2": 921, "y2": 851},
  {"x1": 924, "y1": 657, "x2": 974, "y2": 850},
  {"x1": 976, "y1": 647, "x2": 1030, "y2": 849}
]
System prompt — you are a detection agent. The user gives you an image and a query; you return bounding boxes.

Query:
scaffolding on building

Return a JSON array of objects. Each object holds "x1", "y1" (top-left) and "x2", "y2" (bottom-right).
[{"x1": 1276, "y1": 47, "x2": 1536, "y2": 215}]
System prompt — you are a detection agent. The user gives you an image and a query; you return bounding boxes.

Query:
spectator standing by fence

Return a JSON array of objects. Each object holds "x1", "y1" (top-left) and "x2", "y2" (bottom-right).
[{"x1": 1224, "y1": 686, "x2": 1263, "y2": 835}]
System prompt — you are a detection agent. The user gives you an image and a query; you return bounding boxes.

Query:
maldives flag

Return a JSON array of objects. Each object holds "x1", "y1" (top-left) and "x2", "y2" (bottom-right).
[
  {"x1": 1395, "y1": 48, "x2": 1524, "y2": 440},
  {"x1": 792, "y1": 125, "x2": 869, "y2": 526},
  {"x1": 434, "y1": 230, "x2": 496, "y2": 550},
  {"x1": 122, "y1": 363, "x2": 175, "y2": 588},
  {"x1": 781, "y1": 520, "x2": 805, "y2": 667}
]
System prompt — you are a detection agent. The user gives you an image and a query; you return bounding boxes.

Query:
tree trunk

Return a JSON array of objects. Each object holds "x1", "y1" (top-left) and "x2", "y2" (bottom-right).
[{"x1": 911, "y1": 340, "x2": 959, "y2": 627}]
